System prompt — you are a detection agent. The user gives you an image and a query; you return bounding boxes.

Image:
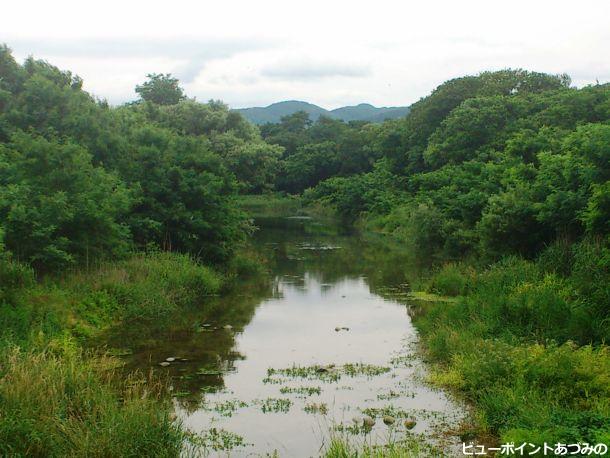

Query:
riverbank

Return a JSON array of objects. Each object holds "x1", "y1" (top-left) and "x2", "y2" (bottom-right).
[
  {"x1": 3, "y1": 199, "x2": 607, "y2": 456},
  {"x1": 300, "y1": 195, "x2": 608, "y2": 454},
  {"x1": 0, "y1": 250, "x2": 264, "y2": 456},
  {"x1": 411, "y1": 242, "x2": 610, "y2": 449},
  {"x1": 349, "y1": 202, "x2": 610, "y2": 452}
]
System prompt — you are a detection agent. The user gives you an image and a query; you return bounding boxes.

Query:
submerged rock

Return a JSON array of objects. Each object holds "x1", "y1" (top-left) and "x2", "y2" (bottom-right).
[
  {"x1": 404, "y1": 419, "x2": 417, "y2": 430},
  {"x1": 383, "y1": 415, "x2": 395, "y2": 426},
  {"x1": 159, "y1": 362, "x2": 171, "y2": 367},
  {"x1": 223, "y1": 325, "x2": 233, "y2": 330},
  {"x1": 363, "y1": 416, "x2": 375, "y2": 428}
]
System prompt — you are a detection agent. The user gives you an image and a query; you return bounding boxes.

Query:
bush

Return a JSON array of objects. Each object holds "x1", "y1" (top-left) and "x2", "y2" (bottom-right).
[
  {"x1": 427, "y1": 263, "x2": 471, "y2": 296},
  {"x1": 0, "y1": 258, "x2": 34, "y2": 304}
]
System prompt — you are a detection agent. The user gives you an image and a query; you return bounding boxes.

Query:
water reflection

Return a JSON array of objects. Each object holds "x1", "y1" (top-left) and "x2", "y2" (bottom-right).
[{"x1": 103, "y1": 216, "x2": 463, "y2": 456}]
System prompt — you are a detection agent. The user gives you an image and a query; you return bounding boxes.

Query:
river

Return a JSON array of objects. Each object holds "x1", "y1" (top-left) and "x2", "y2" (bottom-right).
[{"x1": 105, "y1": 216, "x2": 465, "y2": 457}]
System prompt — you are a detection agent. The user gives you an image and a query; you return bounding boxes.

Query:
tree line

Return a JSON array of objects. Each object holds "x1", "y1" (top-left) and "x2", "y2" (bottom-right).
[{"x1": 0, "y1": 45, "x2": 283, "y2": 271}]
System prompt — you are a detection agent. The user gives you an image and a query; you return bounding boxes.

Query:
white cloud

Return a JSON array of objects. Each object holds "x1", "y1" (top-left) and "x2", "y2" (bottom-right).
[
  {"x1": 2, "y1": 0, "x2": 609, "y2": 108},
  {"x1": 262, "y1": 60, "x2": 371, "y2": 80}
]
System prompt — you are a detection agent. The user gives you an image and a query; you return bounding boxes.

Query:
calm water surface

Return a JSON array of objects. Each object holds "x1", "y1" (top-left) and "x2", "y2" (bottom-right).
[{"x1": 107, "y1": 217, "x2": 465, "y2": 457}]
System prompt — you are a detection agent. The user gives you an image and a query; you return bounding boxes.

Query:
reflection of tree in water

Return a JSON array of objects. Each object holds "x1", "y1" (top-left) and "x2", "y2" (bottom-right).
[
  {"x1": 96, "y1": 269, "x2": 275, "y2": 412},
  {"x1": 98, "y1": 216, "x2": 428, "y2": 413},
  {"x1": 253, "y1": 216, "x2": 425, "y2": 296}
]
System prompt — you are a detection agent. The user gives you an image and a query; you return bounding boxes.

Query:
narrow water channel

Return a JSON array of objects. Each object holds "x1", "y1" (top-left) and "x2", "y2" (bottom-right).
[{"x1": 106, "y1": 216, "x2": 465, "y2": 457}]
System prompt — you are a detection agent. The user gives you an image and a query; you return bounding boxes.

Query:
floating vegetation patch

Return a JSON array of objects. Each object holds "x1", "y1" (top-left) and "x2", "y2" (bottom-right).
[
  {"x1": 376, "y1": 389, "x2": 401, "y2": 401},
  {"x1": 342, "y1": 363, "x2": 391, "y2": 377},
  {"x1": 333, "y1": 422, "x2": 368, "y2": 435},
  {"x1": 304, "y1": 402, "x2": 328, "y2": 415},
  {"x1": 279, "y1": 385, "x2": 322, "y2": 397},
  {"x1": 406, "y1": 291, "x2": 458, "y2": 303},
  {"x1": 390, "y1": 353, "x2": 417, "y2": 367},
  {"x1": 256, "y1": 397, "x2": 292, "y2": 413},
  {"x1": 105, "y1": 347, "x2": 133, "y2": 357},
  {"x1": 195, "y1": 428, "x2": 250, "y2": 451},
  {"x1": 265, "y1": 363, "x2": 391, "y2": 383},
  {"x1": 203, "y1": 399, "x2": 249, "y2": 417},
  {"x1": 266, "y1": 365, "x2": 340, "y2": 382},
  {"x1": 196, "y1": 366, "x2": 223, "y2": 376},
  {"x1": 362, "y1": 405, "x2": 411, "y2": 419},
  {"x1": 262, "y1": 376, "x2": 288, "y2": 385}
]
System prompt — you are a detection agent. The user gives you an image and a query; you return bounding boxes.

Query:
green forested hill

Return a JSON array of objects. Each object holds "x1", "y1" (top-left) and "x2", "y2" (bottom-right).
[{"x1": 235, "y1": 100, "x2": 410, "y2": 124}]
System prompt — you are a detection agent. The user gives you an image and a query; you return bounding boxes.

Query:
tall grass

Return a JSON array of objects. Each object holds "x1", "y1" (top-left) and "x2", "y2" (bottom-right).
[
  {"x1": 324, "y1": 435, "x2": 433, "y2": 458},
  {"x1": 0, "y1": 342, "x2": 186, "y2": 457},
  {"x1": 0, "y1": 251, "x2": 229, "y2": 457},
  {"x1": 414, "y1": 239, "x2": 610, "y2": 447},
  {"x1": 0, "y1": 251, "x2": 224, "y2": 344}
]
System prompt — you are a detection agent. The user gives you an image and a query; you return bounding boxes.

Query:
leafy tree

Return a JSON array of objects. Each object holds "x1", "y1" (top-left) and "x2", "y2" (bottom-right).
[
  {"x1": 135, "y1": 73, "x2": 185, "y2": 105},
  {"x1": 118, "y1": 125, "x2": 247, "y2": 262},
  {"x1": 222, "y1": 141, "x2": 283, "y2": 193},
  {"x1": 583, "y1": 181, "x2": 610, "y2": 235},
  {"x1": 0, "y1": 133, "x2": 131, "y2": 270}
]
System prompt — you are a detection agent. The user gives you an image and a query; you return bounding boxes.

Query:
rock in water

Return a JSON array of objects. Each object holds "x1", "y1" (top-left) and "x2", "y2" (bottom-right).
[
  {"x1": 363, "y1": 416, "x2": 375, "y2": 428},
  {"x1": 159, "y1": 362, "x2": 171, "y2": 367},
  {"x1": 404, "y1": 419, "x2": 417, "y2": 430},
  {"x1": 223, "y1": 325, "x2": 233, "y2": 330},
  {"x1": 383, "y1": 415, "x2": 395, "y2": 426},
  {"x1": 165, "y1": 357, "x2": 176, "y2": 362}
]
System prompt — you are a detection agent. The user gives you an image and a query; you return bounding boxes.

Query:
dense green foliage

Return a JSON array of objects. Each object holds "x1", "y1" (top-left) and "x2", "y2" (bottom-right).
[
  {"x1": 303, "y1": 70, "x2": 609, "y2": 262},
  {"x1": 415, "y1": 240, "x2": 609, "y2": 446},
  {"x1": 0, "y1": 45, "x2": 273, "y2": 456},
  {"x1": 0, "y1": 346, "x2": 185, "y2": 457},
  {"x1": 0, "y1": 44, "x2": 284, "y2": 269},
  {"x1": 261, "y1": 113, "x2": 384, "y2": 193}
]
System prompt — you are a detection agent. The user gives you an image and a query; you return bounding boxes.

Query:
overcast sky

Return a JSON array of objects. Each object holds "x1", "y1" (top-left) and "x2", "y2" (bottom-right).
[{"x1": 2, "y1": 0, "x2": 609, "y2": 109}]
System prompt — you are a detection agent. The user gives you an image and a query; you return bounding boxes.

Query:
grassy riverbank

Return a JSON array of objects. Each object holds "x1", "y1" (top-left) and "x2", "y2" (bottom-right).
[
  {"x1": 0, "y1": 251, "x2": 258, "y2": 456},
  {"x1": 412, "y1": 239, "x2": 610, "y2": 448}
]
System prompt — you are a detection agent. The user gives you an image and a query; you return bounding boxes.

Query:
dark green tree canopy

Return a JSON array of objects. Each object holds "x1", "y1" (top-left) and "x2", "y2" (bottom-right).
[{"x1": 135, "y1": 73, "x2": 186, "y2": 105}]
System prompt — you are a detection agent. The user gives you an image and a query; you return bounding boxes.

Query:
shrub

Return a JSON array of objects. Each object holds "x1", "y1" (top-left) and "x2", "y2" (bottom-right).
[{"x1": 428, "y1": 263, "x2": 471, "y2": 296}]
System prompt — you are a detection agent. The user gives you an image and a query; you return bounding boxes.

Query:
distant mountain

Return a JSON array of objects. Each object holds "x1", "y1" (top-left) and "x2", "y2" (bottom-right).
[
  {"x1": 329, "y1": 103, "x2": 409, "y2": 122},
  {"x1": 235, "y1": 100, "x2": 410, "y2": 125}
]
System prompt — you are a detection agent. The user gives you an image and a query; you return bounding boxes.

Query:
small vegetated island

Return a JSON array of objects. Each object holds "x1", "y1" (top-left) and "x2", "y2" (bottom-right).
[{"x1": 0, "y1": 42, "x2": 608, "y2": 456}]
